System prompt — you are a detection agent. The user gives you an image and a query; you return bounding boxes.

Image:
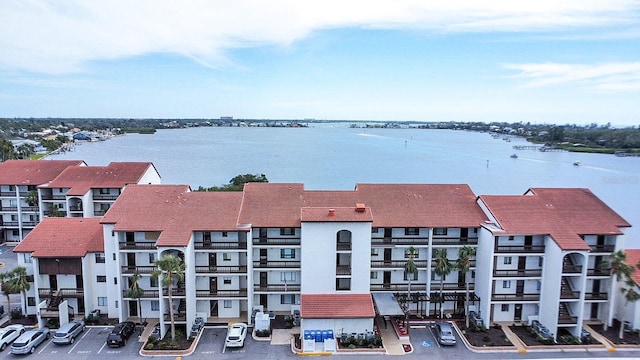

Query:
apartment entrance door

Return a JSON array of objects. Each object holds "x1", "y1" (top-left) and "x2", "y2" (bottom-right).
[
  {"x1": 49, "y1": 275, "x2": 58, "y2": 290},
  {"x1": 514, "y1": 304, "x2": 523, "y2": 321},
  {"x1": 129, "y1": 301, "x2": 138, "y2": 317},
  {"x1": 383, "y1": 271, "x2": 391, "y2": 290},
  {"x1": 383, "y1": 249, "x2": 392, "y2": 264}
]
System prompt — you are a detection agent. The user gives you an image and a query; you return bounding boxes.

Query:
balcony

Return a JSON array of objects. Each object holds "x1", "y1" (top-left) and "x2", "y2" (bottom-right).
[
  {"x1": 119, "y1": 242, "x2": 156, "y2": 250},
  {"x1": 493, "y1": 269, "x2": 542, "y2": 277},
  {"x1": 560, "y1": 290, "x2": 580, "y2": 300},
  {"x1": 195, "y1": 289, "x2": 248, "y2": 298},
  {"x1": 0, "y1": 207, "x2": 18, "y2": 212},
  {"x1": 370, "y1": 283, "x2": 427, "y2": 292},
  {"x1": 162, "y1": 288, "x2": 186, "y2": 296},
  {"x1": 562, "y1": 264, "x2": 582, "y2": 274},
  {"x1": 589, "y1": 244, "x2": 615, "y2": 253},
  {"x1": 164, "y1": 313, "x2": 186, "y2": 322},
  {"x1": 587, "y1": 268, "x2": 611, "y2": 276},
  {"x1": 558, "y1": 315, "x2": 578, "y2": 324},
  {"x1": 494, "y1": 245, "x2": 545, "y2": 253},
  {"x1": 371, "y1": 237, "x2": 428, "y2": 246},
  {"x1": 194, "y1": 241, "x2": 247, "y2": 250},
  {"x1": 252, "y1": 237, "x2": 301, "y2": 246},
  {"x1": 38, "y1": 288, "x2": 84, "y2": 298},
  {"x1": 21, "y1": 206, "x2": 38, "y2": 212},
  {"x1": 252, "y1": 261, "x2": 300, "y2": 269},
  {"x1": 371, "y1": 260, "x2": 428, "y2": 268},
  {"x1": 93, "y1": 194, "x2": 119, "y2": 200},
  {"x1": 584, "y1": 292, "x2": 608, "y2": 301},
  {"x1": 336, "y1": 242, "x2": 352, "y2": 251},
  {"x1": 430, "y1": 283, "x2": 474, "y2": 291},
  {"x1": 431, "y1": 237, "x2": 479, "y2": 246},
  {"x1": 253, "y1": 284, "x2": 301, "y2": 292},
  {"x1": 122, "y1": 290, "x2": 160, "y2": 298},
  {"x1": 121, "y1": 265, "x2": 156, "y2": 274},
  {"x1": 491, "y1": 293, "x2": 540, "y2": 301},
  {"x1": 195, "y1": 265, "x2": 247, "y2": 274},
  {"x1": 336, "y1": 265, "x2": 351, "y2": 275}
]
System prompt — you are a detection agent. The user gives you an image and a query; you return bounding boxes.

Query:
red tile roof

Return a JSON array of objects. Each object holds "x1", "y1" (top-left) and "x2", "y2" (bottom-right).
[
  {"x1": 0, "y1": 160, "x2": 85, "y2": 185},
  {"x1": 101, "y1": 185, "x2": 244, "y2": 247},
  {"x1": 625, "y1": 249, "x2": 640, "y2": 287},
  {"x1": 239, "y1": 183, "x2": 487, "y2": 228},
  {"x1": 300, "y1": 294, "x2": 375, "y2": 318},
  {"x1": 41, "y1": 162, "x2": 157, "y2": 195},
  {"x1": 478, "y1": 188, "x2": 630, "y2": 251},
  {"x1": 13, "y1": 217, "x2": 103, "y2": 257},
  {"x1": 300, "y1": 207, "x2": 373, "y2": 222}
]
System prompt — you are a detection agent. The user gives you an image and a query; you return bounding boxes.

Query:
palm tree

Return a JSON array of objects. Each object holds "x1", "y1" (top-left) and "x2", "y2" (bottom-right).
[
  {"x1": 153, "y1": 254, "x2": 185, "y2": 342},
  {"x1": 456, "y1": 246, "x2": 476, "y2": 329},
  {"x1": 619, "y1": 278, "x2": 640, "y2": 339},
  {"x1": 0, "y1": 270, "x2": 15, "y2": 323},
  {"x1": 608, "y1": 250, "x2": 635, "y2": 338},
  {"x1": 432, "y1": 248, "x2": 452, "y2": 318},
  {"x1": 404, "y1": 246, "x2": 418, "y2": 325},
  {"x1": 8, "y1": 267, "x2": 30, "y2": 316},
  {"x1": 125, "y1": 272, "x2": 144, "y2": 324}
]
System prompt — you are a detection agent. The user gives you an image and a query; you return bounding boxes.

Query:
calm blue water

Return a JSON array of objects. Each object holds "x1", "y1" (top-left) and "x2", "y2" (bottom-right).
[{"x1": 48, "y1": 124, "x2": 640, "y2": 244}]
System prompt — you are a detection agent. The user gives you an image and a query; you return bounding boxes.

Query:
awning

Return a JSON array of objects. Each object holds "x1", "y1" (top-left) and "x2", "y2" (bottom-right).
[{"x1": 372, "y1": 292, "x2": 405, "y2": 317}]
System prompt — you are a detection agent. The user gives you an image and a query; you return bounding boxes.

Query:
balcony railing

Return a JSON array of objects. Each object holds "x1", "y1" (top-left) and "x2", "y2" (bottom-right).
[
  {"x1": 584, "y1": 292, "x2": 608, "y2": 301},
  {"x1": 370, "y1": 283, "x2": 427, "y2": 291},
  {"x1": 371, "y1": 260, "x2": 428, "y2": 268},
  {"x1": 93, "y1": 194, "x2": 119, "y2": 200},
  {"x1": 195, "y1": 289, "x2": 248, "y2": 298},
  {"x1": 21, "y1": 206, "x2": 39, "y2": 212},
  {"x1": 493, "y1": 269, "x2": 542, "y2": 277},
  {"x1": 162, "y1": 288, "x2": 186, "y2": 296},
  {"x1": 336, "y1": 242, "x2": 352, "y2": 251},
  {"x1": 38, "y1": 288, "x2": 84, "y2": 298},
  {"x1": 0, "y1": 192, "x2": 16, "y2": 196},
  {"x1": 122, "y1": 290, "x2": 159, "y2": 298},
  {"x1": 164, "y1": 313, "x2": 186, "y2": 322},
  {"x1": 253, "y1": 284, "x2": 301, "y2": 292},
  {"x1": 194, "y1": 242, "x2": 247, "y2": 250},
  {"x1": 562, "y1": 264, "x2": 582, "y2": 274},
  {"x1": 371, "y1": 237, "x2": 428, "y2": 246},
  {"x1": 587, "y1": 268, "x2": 611, "y2": 276},
  {"x1": 336, "y1": 265, "x2": 351, "y2": 275},
  {"x1": 431, "y1": 237, "x2": 479, "y2": 246},
  {"x1": 252, "y1": 237, "x2": 301, "y2": 246},
  {"x1": 560, "y1": 291, "x2": 580, "y2": 299},
  {"x1": 252, "y1": 261, "x2": 300, "y2": 269},
  {"x1": 195, "y1": 265, "x2": 247, "y2": 273},
  {"x1": 558, "y1": 316, "x2": 578, "y2": 324},
  {"x1": 589, "y1": 244, "x2": 615, "y2": 253},
  {"x1": 121, "y1": 265, "x2": 156, "y2": 274},
  {"x1": 119, "y1": 242, "x2": 156, "y2": 250},
  {"x1": 430, "y1": 283, "x2": 475, "y2": 291},
  {"x1": 491, "y1": 293, "x2": 540, "y2": 301},
  {"x1": 0, "y1": 207, "x2": 18, "y2": 212},
  {"x1": 494, "y1": 245, "x2": 545, "y2": 253}
]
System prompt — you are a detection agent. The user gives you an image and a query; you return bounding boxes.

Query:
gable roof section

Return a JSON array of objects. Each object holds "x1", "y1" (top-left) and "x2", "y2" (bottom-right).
[
  {"x1": 0, "y1": 160, "x2": 85, "y2": 185},
  {"x1": 14, "y1": 217, "x2": 103, "y2": 257},
  {"x1": 478, "y1": 188, "x2": 630, "y2": 251},
  {"x1": 239, "y1": 183, "x2": 487, "y2": 228},
  {"x1": 101, "y1": 184, "x2": 244, "y2": 247},
  {"x1": 625, "y1": 249, "x2": 640, "y2": 287},
  {"x1": 41, "y1": 162, "x2": 156, "y2": 195},
  {"x1": 300, "y1": 294, "x2": 375, "y2": 318},
  {"x1": 301, "y1": 206, "x2": 373, "y2": 222}
]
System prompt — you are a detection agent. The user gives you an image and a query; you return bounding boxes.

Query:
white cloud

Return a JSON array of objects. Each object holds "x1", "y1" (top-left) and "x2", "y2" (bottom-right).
[
  {"x1": 0, "y1": 0, "x2": 639, "y2": 74},
  {"x1": 504, "y1": 62, "x2": 640, "y2": 92}
]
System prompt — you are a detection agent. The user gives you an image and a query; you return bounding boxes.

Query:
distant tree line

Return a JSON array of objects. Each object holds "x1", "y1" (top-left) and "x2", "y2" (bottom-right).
[{"x1": 196, "y1": 174, "x2": 268, "y2": 191}]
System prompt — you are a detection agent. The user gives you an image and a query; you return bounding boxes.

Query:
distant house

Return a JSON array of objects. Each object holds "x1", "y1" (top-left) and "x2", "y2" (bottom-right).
[{"x1": 72, "y1": 133, "x2": 91, "y2": 141}]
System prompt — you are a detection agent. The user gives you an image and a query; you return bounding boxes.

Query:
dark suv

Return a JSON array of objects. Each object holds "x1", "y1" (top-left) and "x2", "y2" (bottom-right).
[{"x1": 106, "y1": 322, "x2": 135, "y2": 347}]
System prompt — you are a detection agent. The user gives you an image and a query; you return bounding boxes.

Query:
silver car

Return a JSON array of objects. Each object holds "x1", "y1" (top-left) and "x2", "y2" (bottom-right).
[
  {"x1": 53, "y1": 321, "x2": 85, "y2": 345},
  {"x1": 434, "y1": 322, "x2": 456, "y2": 346},
  {"x1": 10, "y1": 328, "x2": 50, "y2": 354}
]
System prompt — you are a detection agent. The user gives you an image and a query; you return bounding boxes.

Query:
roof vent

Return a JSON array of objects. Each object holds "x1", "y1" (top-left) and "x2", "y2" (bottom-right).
[
  {"x1": 355, "y1": 203, "x2": 366, "y2": 212},
  {"x1": 328, "y1": 208, "x2": 336, "y2": 216}
]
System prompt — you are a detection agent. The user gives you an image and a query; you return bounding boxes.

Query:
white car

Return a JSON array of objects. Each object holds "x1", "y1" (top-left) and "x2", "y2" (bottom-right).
[
  {"x1": 0, "y1": 325, "x2": 25, "y2": 351},
  {"x1": 225, "y1": 323, "x2": 247, "y2": 348}
]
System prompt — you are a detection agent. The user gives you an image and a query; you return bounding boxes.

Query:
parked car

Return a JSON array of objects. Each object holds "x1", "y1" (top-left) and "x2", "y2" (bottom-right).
[
  {"x1": 0, "y1": 325, "x2": 25, "y2": 351},
  {"x1": 433, "y1": 322, "x2": 456, "y2": 346},
  {"x1": 225, "y1": 323, "x2": 247, "y2": 348},
  {"x1": 106, "y1": 321, "x2": 135, "y2": 347},
  {"x1": 53, "y1": 321, "x2": 85, "y2": 345},
  {"x1": 10, "y1": 327, "x2": 50, "y2": 355}
]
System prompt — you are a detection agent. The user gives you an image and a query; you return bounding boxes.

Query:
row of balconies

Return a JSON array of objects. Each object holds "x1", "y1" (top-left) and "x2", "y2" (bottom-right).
[
  {"x1": 0, "y1": 206, "x2": 38, "y2": 212},
  {"x1": 491, "y1": 292, "x2": 608, "y2": 302},
  {"x1": 371, "y1": 237, "x2": 478, "y2": 246},
  {"x1": 0, "y1": 221, "x2": 37, "y2": 227}
]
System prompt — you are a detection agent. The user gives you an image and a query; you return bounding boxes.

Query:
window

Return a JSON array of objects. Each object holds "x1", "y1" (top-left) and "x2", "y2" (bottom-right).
[
  {"x1": 336, "y1": 278, "x2": 351, "y2": 291},
  {"x1": 404, "y1": 228, "x2": 419, "y2": 236},
  {"x1": 371, "y1": 248, "x2": 379, "y2": 256},
  {"x1": 281, "y1": 272, "x2": 296, "y2": 282},
  {"x1": 113, "y1": 253, "x2": 116, "y2": 261},
  {"x1": 503, "y1": 280, "x2": 511, "y2": 289},
  {"x1": 538, "y1": 257, "x2": 543, "y2": 267},
  {"x1": 12, "y1": 230, "x2": 19, "y2": 237},
  {"x1": 280, "y1": 249, "x2": 295, "y2": 259},
  {"x1": 223, "y1": 277, "x2": 232, "y2": 285},
  {"x1": 405, "y1": 248, "x2": 419, "y2": 258},
  {"x1": 114, "y1": 277, "x2": 118, "y2": 285},
  {"x1": 508, "y1": 236, "x2": 514, "y2": 241},
  {"x1": 433, "y1": 228, "x2": 448, "y2": 235},
  {"x1": 223, "y1": 300, "x2": 232, "y2": 308},
  {"x1": 98, "y1": 297, "x2": 107, "y2": 306},
  {"x1": 504, "y1": 257, "x2": 512, "y2": 265},
  {"x1": 471, "y1": 271, "x2": 476, "y2": 279},
  {"x1": 501, "y1": 304, "x2": 509, "y2": 312},
  {"x1": 223, "y1": 253, "x2": 231, "y2": 261},
  {"x1": 23, "y1": 253, "x2": 32, "y2": 263},
  {"x1": 151, "y1": 301, "x2": 160, "y2": 311},
  {"x1": 280, "y1": 228, "x2": 295, "y2": 236},
  {"x1": 97, "y1": 276, "x2": 106, "y2": 283},
  {"x1": 431, "y1": 272, "x2": 446, "y2": 281},
  {"x1": 28, "y1": 297, "x2": 36, "y2": 306},
  {"x1": 149, "y1": 253, "x2": 156, "y2": 263},
  {"x1": 115, "y1": 300, "x2": 118, "y2": 309},
  {"x1": 370, "y1": 271, "x2": 378, "y2": 279},
  {"x1": 95, "y1": 253, "x2": 105, "y2": 263},
  {"x1": 100, "y1": 188, "x2": 110, "y2": 194},
  {"x1": 150, "y1": 277, "x2": 158, "y2": 287},
  {"x1": 371, "y1": 228, "x2": 379, "y2": 234},
  {"x1": 281, "y1": 294, "x2": 295, "y2": 304},
  {"x1": 222, "y1": 232, "x2": 228, "y2": 237}
]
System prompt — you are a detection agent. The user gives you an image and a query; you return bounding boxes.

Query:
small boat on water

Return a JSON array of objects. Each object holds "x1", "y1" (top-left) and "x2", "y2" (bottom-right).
[
  {"x1": 573, "y1": 161, "x2": 582, "y2": 166},
  {"x1": 510, "y1": 154, "x2": 518, "y2": 159}
]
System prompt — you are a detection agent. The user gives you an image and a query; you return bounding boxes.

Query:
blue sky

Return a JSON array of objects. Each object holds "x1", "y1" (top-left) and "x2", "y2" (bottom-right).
[{"x1": 1, "y1": 1, "x2": 640, "y2": 126}]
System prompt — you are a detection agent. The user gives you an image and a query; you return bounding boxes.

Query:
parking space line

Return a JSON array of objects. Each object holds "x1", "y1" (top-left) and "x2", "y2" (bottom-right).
[
  {"x1": 38, "y1": 338, "x2": 54, "y2": 354},
  {"x1": 97, "y1": 341, "x2": 107, "y2": 354},
  {"x1": 428, "y1": 326, "x2": 441, "y2": 348}
]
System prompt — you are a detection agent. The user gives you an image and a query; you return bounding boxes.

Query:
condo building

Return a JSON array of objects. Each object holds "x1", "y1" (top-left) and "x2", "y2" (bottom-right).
[{"x1": 10, "y1": 174, "x2": 631, "y2": 342}]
